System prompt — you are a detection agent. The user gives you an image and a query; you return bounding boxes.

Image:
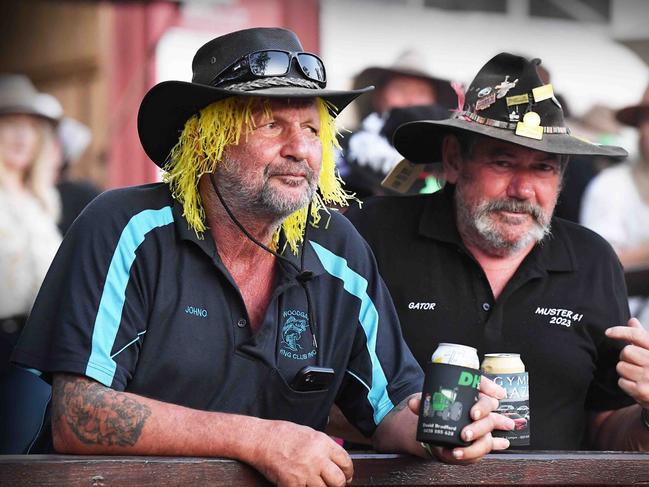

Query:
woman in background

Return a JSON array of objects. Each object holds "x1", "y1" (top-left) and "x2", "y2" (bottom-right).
[{"x1": 0, "y1": 74, "x2": 63, "y2": 373}]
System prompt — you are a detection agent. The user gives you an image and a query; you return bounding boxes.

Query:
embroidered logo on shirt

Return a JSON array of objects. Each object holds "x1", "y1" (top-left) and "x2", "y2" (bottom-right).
[
  {"x1": 280, "y1": 309, "x2": 316, "y2": 360},
  {"x1": 185, "y1": 305, "x2": 208, "y2": 318},
  {"x1": 408, "y1": 302, "x2": 437, "y2": 311},
  {"x1": 535, "y1": 307, "x2": 583, "y2": 328}
]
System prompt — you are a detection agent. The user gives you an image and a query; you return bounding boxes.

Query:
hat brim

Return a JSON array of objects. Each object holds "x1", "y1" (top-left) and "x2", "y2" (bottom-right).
[
  {"x1": 0, "y1": 105, "x2": 60, "y2": 124},
  {"x1": 138, "y1": 80, "x2": 373, "y2": 167},
  {"x1": 393, "y1": 117, "x2": 628, "y2": 165},
  {"x1": 616, "y1": 104, "x2": 649, "y2": 127}
]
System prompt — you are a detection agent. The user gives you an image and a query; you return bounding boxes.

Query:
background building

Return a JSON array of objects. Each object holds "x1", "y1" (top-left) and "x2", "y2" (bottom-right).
[{"x1": 2, "y1": 0, "x2": 647, "y2": 189}]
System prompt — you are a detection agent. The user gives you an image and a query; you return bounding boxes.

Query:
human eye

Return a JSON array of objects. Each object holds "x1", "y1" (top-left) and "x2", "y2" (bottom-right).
[
  {"x1": 534, "y1": 161, "x2": 560, "y2": 174},
  {"x1": 490, "y1": 159, "x2": 513, "y2": 170},
  {"x1": 255, "y1": 121, "x2": 279, "y2": 134}
]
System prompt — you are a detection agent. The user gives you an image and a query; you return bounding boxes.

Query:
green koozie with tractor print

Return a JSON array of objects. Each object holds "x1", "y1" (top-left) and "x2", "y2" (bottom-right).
[{"x1": 417, "y1": 362, "x2": 480, "y2": 447}]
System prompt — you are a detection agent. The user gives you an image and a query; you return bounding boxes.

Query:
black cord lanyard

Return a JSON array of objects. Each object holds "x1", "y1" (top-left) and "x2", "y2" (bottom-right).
[{"x1": 208, "y1": 173, "x2": 321, "y2": 363}]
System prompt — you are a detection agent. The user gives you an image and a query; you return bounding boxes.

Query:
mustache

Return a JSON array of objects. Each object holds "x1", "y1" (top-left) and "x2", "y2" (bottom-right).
[
  {"x1": 264, "y1": 160, "x2": 316, "y2": 181},
  {"x1": 264, "y1": 161, "x2": 314, "y2": 177},
  {"x1": 481, "y1": 199, "x2": 545, "y2": 222}
]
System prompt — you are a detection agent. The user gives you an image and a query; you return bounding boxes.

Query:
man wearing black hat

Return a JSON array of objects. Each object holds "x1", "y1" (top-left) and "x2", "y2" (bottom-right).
[
  {"x1": 346, "y1": 53, "x2": 649, "y2": 451},
  {"x1": 10, "y1": 28, "x2": 509, "y2": 485},
  {"x1": 341, "y1": 50, "x2": 458, "y2": 197}
]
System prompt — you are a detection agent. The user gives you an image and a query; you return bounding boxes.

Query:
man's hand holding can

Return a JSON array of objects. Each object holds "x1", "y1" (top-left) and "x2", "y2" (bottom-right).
[{"x1": 414, "y1": 376, "x2": 515, "y2": 463}]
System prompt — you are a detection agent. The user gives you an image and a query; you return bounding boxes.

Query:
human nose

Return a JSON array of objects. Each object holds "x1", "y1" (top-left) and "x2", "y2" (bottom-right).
[
  {"x1": 506, "y1": 171, "x2": 535, "y2": 200},
  {"x1": 279, "y1": 125, "x2": 311, "y2": 162}
]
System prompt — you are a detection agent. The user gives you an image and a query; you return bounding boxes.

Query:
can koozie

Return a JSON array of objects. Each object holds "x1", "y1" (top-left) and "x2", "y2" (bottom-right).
[
  {"x1": 484, "y1": 372, "x2": 530, "y2": 446},
  {"x1": 417, "y1": 362, "x2": 480, "y2": 447}
]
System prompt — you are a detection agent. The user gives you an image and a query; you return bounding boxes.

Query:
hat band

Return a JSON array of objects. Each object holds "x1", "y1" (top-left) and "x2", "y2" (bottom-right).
[
  {"x1": 455, "y1": 110, "x2": 570, "y2": 134},
  {"x1": 223, "y1": 76, "x2": 321, "y2": 92}
]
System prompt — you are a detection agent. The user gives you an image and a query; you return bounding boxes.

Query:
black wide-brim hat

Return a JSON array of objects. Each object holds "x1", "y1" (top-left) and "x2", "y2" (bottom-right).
[
  {"x1": 138, "y1": 27, "x2": 372, "y2": 167},
  {"x1": 393, "y1": 52, "x2": 628, "y2": 164}
]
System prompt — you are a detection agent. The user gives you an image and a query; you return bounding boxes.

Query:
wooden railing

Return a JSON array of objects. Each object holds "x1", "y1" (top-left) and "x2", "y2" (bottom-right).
[{"x1": 1, "y1": 452, "x2": 648, "y2": 486}]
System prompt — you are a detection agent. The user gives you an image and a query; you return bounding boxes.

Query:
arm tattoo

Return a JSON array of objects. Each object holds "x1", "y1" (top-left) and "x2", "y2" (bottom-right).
[
  {"x1": 392, "y1": 393, "x2": 419, "y2": 413},
  {"x1": 52, "y1": 374, "x2": 151, "y2": 447}
]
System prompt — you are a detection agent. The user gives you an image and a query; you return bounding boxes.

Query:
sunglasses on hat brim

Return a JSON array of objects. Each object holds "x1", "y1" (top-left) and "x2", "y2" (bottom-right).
[{"x1": 211, "y1": 50, "x2": 327, "y2": 88}]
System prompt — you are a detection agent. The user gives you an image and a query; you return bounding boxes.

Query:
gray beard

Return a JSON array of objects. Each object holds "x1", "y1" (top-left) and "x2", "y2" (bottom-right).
[
  {"x1": 455, "y1": 185, "x2": 553, "y2": 257},
  {"x1": 216, "y1": 157, "x2": 318, "y2": 222}
]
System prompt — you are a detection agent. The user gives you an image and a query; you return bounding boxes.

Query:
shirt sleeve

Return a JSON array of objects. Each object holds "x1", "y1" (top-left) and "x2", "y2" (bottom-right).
[
  {"x1": 11, "y1": 191, "x2": 170, "y2": 390},
  {"x1": 331, "y1": 225, "x2": 423, "y2": 437}
]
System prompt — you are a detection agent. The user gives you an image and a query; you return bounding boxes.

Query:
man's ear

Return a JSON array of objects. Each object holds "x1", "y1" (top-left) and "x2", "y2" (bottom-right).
[{"x1": 442, "y1": 134, "x2": 462, "y2": 184}]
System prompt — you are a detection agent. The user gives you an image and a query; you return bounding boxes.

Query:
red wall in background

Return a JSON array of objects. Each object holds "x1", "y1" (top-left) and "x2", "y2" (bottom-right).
[
  {"x1": 107, "y1": 0, "x2": 320, "y2": 188},
  {"x1": 106, "y1": 1, "x2": 179, "y2": 188},
  {"x1": 283, "y1": 0, "x2": 320, "y2": 54}
]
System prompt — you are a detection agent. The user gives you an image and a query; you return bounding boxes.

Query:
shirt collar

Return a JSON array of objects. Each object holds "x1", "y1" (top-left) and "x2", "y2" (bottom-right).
[
  {"x1": 172, "y1": 199, "x2": 326, "y2": 279},
  {"x1": 173, "y1": 199, "x2": 218, "y2": 260},
  {"x1": 419, "y1": 184, "x2": 464, "y2": 246},
  {"x1": 275, "y1": 232, "x2": 327, "y2": 280},
  {"x1": 418, "y1": 185, "x2": 576, "y2": 273}
]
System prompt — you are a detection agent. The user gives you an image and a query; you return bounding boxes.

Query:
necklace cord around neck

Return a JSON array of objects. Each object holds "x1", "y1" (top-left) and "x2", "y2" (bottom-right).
[{"x1": 208, "y1": 173, "x2": 320, "y2": 360}]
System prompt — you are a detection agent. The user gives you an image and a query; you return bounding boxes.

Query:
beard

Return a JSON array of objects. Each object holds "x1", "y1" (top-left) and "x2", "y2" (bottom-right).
[
  {"x1": 216, "y1": 156, "x2": 318, "y2": 221},
  {"x1": 455, "y1": 184, "x2": 554, "y2": 257}
]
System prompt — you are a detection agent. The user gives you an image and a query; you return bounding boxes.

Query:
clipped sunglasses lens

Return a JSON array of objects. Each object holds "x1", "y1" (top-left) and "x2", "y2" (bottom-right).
[
  {"x1": 297, "y1": 54, "x2": 326, "y2": 82},
  {"x1": 249, "y1": 51, "x2": 290, "y2": 76}
]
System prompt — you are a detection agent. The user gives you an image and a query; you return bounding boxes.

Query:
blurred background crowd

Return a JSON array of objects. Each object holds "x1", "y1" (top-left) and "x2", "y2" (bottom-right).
[{"x1": 1, "y1": 0, "x2": 649, "y2": 368}]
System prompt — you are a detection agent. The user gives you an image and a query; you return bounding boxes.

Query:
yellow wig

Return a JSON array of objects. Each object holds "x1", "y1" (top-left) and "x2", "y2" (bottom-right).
[{"x1": 163, "y1": 97, "x2": 353, "y2": 254}]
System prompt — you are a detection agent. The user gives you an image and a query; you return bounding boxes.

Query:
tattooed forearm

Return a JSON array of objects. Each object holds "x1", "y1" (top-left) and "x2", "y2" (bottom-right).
[
  {"x1": 392, "y1": 393, "x2": 419, "y2": 413},
  {"x1": 52, "y1": 374, "x2": 151, "y2": 447}
]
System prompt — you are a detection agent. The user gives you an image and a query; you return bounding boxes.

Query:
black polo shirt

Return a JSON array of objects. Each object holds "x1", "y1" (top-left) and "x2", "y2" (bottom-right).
[
  {"x1": 345, "y1": 186, "x2": 634, "y2": 449},
  {"x1": 13, "y1": 183, "x2": 422, "y2": 436}
]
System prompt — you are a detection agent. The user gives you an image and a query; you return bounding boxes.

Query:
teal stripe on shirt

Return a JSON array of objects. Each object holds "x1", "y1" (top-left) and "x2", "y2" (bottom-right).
[
  {"x1": 310, "y1": 240, "x2": 394, "y2": 425},
  {"x1": 86, "y1": 207, "x2": 174, "y2": 386}
]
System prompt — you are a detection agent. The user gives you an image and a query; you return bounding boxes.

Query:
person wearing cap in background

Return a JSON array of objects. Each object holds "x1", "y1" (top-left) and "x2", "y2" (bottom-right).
[
  {"x1": 0, "y1": 74, "x2": 63, "y2": 375},
  {"x1": 10, "y1": 28, "x2": 510, "y2": 486},
  {"x1": 346, "y1": 53, "x2": 649, "y2": 450},
  {"x1": 341, "y1": 50, "x2": 458, "y2": 198},
  {"x1": 581, "y1": 86, "x2": 649, "y2": 268},
  {"x1": 534, "y1": 63, "x2": 627, "y2": 224},
  {"x1": 581, "y1": 85, "x2": 649, "y2": 328},
  {"x1": 553, "y1": 104, "x2": 626, "y2": 223}
]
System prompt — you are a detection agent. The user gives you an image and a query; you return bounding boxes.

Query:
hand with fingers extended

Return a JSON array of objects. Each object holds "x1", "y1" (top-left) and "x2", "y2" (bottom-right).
[
  {"x1": 413, "y1": 375, "x2": 516, "y2": 464},
  {"x1": 605, "y1": 317, "x2": 649, "y2": 409},
  {"x1": 249, "y1": 420, "x2": 354, "y2": 487}
]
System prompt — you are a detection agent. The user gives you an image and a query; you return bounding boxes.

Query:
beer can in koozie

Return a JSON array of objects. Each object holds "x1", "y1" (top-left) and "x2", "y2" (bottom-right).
[
  {"x1": 418, "y1": 344, "x2": 480, "y2": 447},
  {"x1": 481, "y1": 353, "x2": 530, "y2": 446},
  {"x1": 432, "y1": 343, "x2": 480, "y2": 369}
]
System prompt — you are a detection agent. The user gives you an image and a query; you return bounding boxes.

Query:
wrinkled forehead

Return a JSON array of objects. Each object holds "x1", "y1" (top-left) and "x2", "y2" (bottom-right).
[
  {"x1": 0, "y1": 113, "x2": 40, "y2": 124},
  {"x1": 245, "y1": 97, "x2": 320, "y2": 122},
  {"x1": 485, "y1": 139, "x2": 558, "y2": 159},
  {"x1": 250, "y1": 96, "x2": 318, "y2": 111},
  {"x1": 465, "y1": 135, "x2": 561, "y2": 162}
]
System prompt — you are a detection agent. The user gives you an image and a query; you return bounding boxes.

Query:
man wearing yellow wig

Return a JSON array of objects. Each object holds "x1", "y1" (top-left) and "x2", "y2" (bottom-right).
[{"x1": 12, "y1": 28, "x2": 510, "y2": 486}]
